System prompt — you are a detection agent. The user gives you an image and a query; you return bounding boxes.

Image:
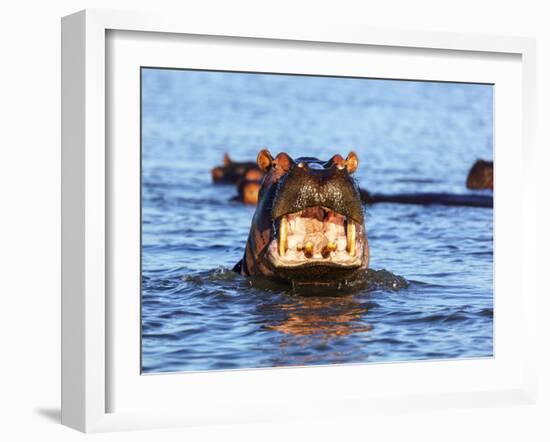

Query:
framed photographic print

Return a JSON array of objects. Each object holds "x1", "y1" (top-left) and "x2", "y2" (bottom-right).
[{"x1": 61, "y1": 9, "x2": 537, "y2": 432}]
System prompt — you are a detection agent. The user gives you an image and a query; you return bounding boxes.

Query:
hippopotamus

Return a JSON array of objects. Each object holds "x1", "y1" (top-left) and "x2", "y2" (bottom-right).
[
  {"x1": 234, "y1": 149, "x2": 369, "y2": 286},
  {"x1": 233, "y1": 178, "x2": 263, "y2": 205},
  {"x1": 211, "y1": 153, "x2": 264, "y2": 184},
  {"x1": 229, "y1": 167, "x2": 265, "y2": 205},
  {"x1": 466, "y1": 159, "x2": 493, "y2": 190}
]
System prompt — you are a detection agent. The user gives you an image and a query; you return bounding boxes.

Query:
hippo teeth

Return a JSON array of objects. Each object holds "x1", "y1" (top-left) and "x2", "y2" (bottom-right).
[
  {"x1": 321, "y1": 242, "x2": 336, "y2": 258},
  {"x1": 278, "y1": 216, "x2": 289, "y2": 255},
  {"x1": 346, "y1": 223, "x2": 356, "y2": 256},
  {"x1": 304, "y1": 241, "x2": 314, "y2": 258},
  {"x1": 274, "y1": 207, "x2": 360, "y2": 264}
]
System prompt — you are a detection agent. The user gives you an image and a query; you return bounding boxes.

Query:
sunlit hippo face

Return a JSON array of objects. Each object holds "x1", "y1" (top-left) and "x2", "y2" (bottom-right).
[
  {"x1": 237, "y1": 149, "x2": 369, "y2": 285},
  {"x1": 237, "y1": 179, "x2": 262, "y2": 205}
]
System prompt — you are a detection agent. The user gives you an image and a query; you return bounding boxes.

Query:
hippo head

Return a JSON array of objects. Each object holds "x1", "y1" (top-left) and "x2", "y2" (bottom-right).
[
  {"x1": 466, "y1": 159, "x2": 493, "y2": 190},
  {"x1": 236, "y1": 149, "x2": 369, "y2": 285},
  {"x1": 236, "y1": 179, "x2": 262, "y2": 205},
  {"x1": 211, "y1": 153, "x2": 261, "y2": 184}
]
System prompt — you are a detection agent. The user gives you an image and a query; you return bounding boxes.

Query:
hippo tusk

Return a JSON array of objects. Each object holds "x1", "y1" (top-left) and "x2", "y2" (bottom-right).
[
  {"x1": 304, "y1": 241, "x2": 314, "y2": 258},
  {"x1": 279, "y1": 216, "x2": 288, "y2": 255},
  {"x1": 346, "y1": 222, "x2": 356, "y2": 256},
  {"x1": 321, "y1": 242, "x2": 336, "y2": 258}
]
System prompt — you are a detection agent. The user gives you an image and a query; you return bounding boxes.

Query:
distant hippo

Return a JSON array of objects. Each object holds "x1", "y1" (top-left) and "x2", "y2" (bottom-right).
[
  {"x1": 234, "y1": 149, "x2": 369, "y2": 285},
  {"x1": 466, "y1": 159, "x2": 493, "y2": 190},
  {"x1": 224, "y1": 163, "x2": 265, "y2": 205},
  {"x1": 233, "y1": 178, "x2": 263, "y2": 205},
  {"x1": 211, "y1": 153, "x2": 264, "y2": 184}
]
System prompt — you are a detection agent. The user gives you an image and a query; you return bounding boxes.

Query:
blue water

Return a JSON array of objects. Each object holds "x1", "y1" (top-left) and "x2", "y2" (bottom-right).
[{"x1": 141, "y1": 68, "x2": 493, "y2": 373}]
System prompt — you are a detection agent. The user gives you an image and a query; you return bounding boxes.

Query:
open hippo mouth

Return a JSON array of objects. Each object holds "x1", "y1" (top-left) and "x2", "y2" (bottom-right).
[{"x1": 268, "y1": 206, "x2": 365, "y2": 269}]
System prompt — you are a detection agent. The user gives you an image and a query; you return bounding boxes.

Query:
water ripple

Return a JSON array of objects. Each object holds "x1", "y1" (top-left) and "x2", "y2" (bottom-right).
[{"x1": 141, "y1": 69, "x2": 494, "y2": 373}]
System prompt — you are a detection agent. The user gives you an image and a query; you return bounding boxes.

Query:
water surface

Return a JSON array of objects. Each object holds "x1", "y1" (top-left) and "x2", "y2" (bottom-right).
[{"x1": 141, "y1": 69, "x2": 493, "y2": 373}]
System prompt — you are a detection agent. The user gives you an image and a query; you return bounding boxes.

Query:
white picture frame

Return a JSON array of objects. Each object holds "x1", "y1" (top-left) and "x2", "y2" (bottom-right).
[{"x1": 61, "y1": 9, "x2": 537, "y2": 433}]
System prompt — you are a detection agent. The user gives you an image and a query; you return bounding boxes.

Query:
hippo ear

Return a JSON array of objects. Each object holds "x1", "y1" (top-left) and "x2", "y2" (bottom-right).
[
  {"x1": 257, "y1": 149, "x2": 274, "y2": 171},
  {"x1": 274, "y1": 152, "x2": 294, "y2": 172},
  {"x1": 223, "y1": 153, "x2": 232, "y2": 166},
  {"x1": 328, "y1": 154, "x2": 346, "y2": 170},
  {"x1": 346, "y1": 152, "x2": 359, "y2": 174}
]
